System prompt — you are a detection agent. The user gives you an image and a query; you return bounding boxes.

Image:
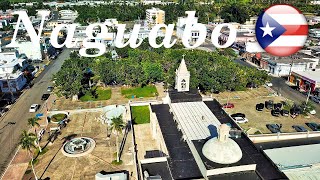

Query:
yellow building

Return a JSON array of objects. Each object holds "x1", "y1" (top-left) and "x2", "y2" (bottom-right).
[{"x1": 146, "y1": 7, "x2": 165, "y2": 28}]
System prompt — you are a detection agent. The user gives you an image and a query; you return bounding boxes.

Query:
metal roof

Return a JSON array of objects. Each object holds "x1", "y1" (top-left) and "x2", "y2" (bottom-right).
[
  {"x1": 264, "y1": 144, "x2": 320, "y2": 170},
  {"x1": 170, "y1": 102, "x2": 221, "y2": 140}
]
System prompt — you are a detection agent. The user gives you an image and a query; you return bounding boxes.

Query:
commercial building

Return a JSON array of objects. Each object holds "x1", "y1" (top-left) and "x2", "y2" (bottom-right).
[
  {"x1": 248, "y1": 52, "x2": 319, "y2": 76},
  {"x1": 289, "y1": 70, "x2": 320, "y2": 92},
  {"x1": 146, "y1": 8, "x2": 165, "y2": 28}
]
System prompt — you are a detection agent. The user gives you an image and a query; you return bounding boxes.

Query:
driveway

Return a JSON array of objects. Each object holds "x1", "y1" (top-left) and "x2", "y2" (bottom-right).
[{"x1": 0, "y1": 49, "x2": 71, "y2": 175}]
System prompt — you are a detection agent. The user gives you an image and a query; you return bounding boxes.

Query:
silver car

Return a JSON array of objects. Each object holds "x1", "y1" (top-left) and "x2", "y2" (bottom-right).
[{"x1": 311, "y1": 96, "x2": 320, "y2": 104}]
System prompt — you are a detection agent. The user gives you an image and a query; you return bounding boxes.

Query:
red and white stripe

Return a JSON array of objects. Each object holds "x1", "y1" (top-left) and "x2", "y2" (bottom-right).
[{"x1": 265, "y1": 5, "x2": 308, "y2": 56}]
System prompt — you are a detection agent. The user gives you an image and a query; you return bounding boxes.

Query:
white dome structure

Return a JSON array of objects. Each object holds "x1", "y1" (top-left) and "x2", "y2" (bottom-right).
[{"x1": 202, "y1": 124, "x2": 242, "y2": 164}]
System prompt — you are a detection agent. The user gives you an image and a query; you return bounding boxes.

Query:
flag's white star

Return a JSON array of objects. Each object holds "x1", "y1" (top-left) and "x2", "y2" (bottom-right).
[{"x1": 260, "y1": 22, "x2": 276, "y2": 37}]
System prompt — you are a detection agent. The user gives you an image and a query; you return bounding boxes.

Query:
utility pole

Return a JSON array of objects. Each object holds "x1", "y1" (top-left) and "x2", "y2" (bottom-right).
[
  {"x1": 305, "y1": 86, "x2": 312, "y2": 106},
  {"x1": 287, "y1": 59, "x2": 294, "y2": 82}
]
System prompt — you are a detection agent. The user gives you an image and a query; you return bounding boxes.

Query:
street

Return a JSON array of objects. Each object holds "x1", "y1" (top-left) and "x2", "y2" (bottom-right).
[{"x1": 0, "y1": 49, "x2": 71, "y2": 175}]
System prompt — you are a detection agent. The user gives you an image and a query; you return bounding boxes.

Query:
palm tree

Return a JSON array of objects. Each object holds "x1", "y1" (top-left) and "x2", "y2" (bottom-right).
[
  {"x1": 27, "y1": 117, "x2": 41, "y2": 152},
  {"x1": 109, "y1": 115, "x2": 125, "y2": 162},
  {"x1": 20, "y1": 130, "x2": 38, "y2": 180}
]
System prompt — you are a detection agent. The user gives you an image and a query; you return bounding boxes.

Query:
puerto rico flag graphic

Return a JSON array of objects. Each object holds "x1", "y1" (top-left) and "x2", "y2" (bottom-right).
[{"x1": 255, "y1": 4, "x2": 308, "y2": 57}]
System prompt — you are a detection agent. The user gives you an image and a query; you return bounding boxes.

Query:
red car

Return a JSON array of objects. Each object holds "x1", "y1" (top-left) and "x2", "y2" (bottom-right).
[{"x1": 223, "y1": 103, "x2": 235, "y2": 108}]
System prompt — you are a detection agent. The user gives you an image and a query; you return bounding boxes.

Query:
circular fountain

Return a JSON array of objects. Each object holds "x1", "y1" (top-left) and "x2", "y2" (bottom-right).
[{"x1": 62, "y1": 137, "x2": 96, "y2": 157}]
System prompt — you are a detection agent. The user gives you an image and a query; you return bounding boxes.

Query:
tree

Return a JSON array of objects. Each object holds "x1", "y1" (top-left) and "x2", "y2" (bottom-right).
[
  {"x1": 109, "y1": 116, "x2": 125, "y2": 162},
  {"x1": 54, "y1": 57, "x2": 91, "y2": 98},
  {"x1": 0, "y1": 0, "x2": 10, "y2": 11},
  {"x1": 20, "y1": 130, "x2": 38, "y2": 180},
  {"x1": 27, "y1": 117, "x2": 41, "y2": 152},
  {"x1": 219, "y1": 3, "x2": 249, "y2": 24}
]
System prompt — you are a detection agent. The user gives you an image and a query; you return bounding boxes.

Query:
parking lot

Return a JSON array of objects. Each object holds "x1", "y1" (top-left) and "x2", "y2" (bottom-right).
[{"x1": 222, "y1": 96, "x2": 320, "y2": 134}]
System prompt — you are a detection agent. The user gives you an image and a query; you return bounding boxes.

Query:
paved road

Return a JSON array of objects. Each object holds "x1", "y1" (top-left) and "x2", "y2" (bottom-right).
[
  {"x1": 0, "y1": 49, "x2": 71, "y2": 175},
  {"x1": 234, "y1": 59, "x2": 255, "y2": 68}
]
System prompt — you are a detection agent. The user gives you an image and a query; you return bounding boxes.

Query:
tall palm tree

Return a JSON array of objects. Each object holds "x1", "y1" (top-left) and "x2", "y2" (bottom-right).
[
  {"x1": 27, "y1": 117, "x2": 41, "y2": 152},
  {"x1": 109, "y1": 115, "x2": 125, "y2": 162},
  {"x1": 20, "y1": 130, "x2": 38, "y2": 180}
]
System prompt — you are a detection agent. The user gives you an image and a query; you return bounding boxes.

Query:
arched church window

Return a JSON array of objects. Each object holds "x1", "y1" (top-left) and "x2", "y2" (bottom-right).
[{"x1": 181, "y1": 79, "x2": 186, "y2": 89}]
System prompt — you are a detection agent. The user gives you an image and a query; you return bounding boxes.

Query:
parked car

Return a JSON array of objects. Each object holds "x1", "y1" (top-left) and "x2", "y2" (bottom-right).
[
  {"x1": 309, "y1": 109, "x2": 317, "y2": 115},
  {"x1": 41, "y1": 94, "x2": 50, "y2": 101},
  {"x1": 29, "y1": 104, "x2": 40, "y2": 113},
  {"x1": 266, "y1": 124, "x2": 282, "y2": 133},
  {"x1": 231, "y1": 113, "x2": 246, "y2": 118},
  {"x1": 265, "y1": 82, "x2": 273, "y2": 87},
  {"x1": 274, "y1": 103, "x2": 283, "y2": 110},
  {"x1": 32, "y1": 59, "x2": 44, "y2": 64},
  {"x1": 281, "y1": 109, "x2": 289, "y2": 116},
  {"x1": 265, "y1": 100, "x2": 274, "y2": 110},
  {"x1": 47, "y1": 86, "x2": 54, "y2": 92},
  {"x1": 223, "y1": 103, "x2": 235, "y2": 109},
  {"x1": 292, "y1": 125, "x2": 308, "y2": 132},
  {"x1": 311, "y1": 96, "x2": 320, "y2": 104},
  {"x1": 233, "y1": 117, "x2": 248, "y2": 123},
  {"x1": 306, "y1": 122, "x2": 320, "y2": 131},
  {"x1": 290, "y1": 106, "x2": 301, "y2": 115},
  {"x1": 271, "y1": 109, "x2": 281, "y2": 117},
  {"x1": 256, "y1": 103, "x2": 264, "y2": 111}
]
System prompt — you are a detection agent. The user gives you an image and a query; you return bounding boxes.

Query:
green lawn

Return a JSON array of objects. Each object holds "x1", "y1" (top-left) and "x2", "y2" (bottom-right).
[
  {"x1": 51, "y1": 113, "x2": 67, "y2": 123},
  {"x1": 121, "y1": 85, "x2": 158, "y2": 99},
  {"x1": 131, "y1": 106, "x2": 150, "y2": 124},
  {"x1": 79, "y1": 87, "x2": 111, "y2": 101}
]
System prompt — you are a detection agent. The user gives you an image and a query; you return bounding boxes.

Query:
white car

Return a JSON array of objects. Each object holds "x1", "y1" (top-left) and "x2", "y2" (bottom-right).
[
  {"x1": 311, "y1": 96, "x2": 320, "y2": 104},
  {"x1": 265, "y1": 82, "x2": 273, "y2": 87},
  {"x1": 310, "y1": 109, "x2": 317, "y2": 115},
  {"x1": 233, "y1": 117, "x2": 249, "y2": 123},
  {"x1": 29, "y1": 104, "x2": 40, "y2": 113}
]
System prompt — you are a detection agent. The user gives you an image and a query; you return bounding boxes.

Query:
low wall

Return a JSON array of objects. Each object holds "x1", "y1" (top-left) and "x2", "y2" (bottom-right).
[
  {"x1": 249, "y1": 131, "x2": 320, "y2": 143},
  {"x1": 140, "y1": 157, "x2": 167, "y2": 164},
  {"x1": 206, "y1": 164, "x2": 257, "y2": 176}
]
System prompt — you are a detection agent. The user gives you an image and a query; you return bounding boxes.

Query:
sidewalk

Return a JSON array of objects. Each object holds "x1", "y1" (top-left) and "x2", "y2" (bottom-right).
[{"x1": 1, "y1": 149, "x2": 30, "y2": 180}]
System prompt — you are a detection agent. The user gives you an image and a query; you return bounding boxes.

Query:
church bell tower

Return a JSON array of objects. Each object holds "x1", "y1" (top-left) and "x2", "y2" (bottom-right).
[{"x1": 175, "y1": 55, "x2": 190, "y2": 92}]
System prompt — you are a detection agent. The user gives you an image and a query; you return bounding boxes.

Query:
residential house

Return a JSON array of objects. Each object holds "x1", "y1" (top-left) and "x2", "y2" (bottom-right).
[{"x1": 0, "y1": 58, "x2": 28, "y2": 93}]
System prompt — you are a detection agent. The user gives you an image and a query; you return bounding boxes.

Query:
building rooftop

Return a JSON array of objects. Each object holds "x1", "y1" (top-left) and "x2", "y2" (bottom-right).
[
  {"x1": 141, "y1": 161, "x2": 172, "y2": 180},
  {"x1": 262, "y1": 52, "x2": 316, "y2": 64},
  {"x1": 170, "y1": 101, "x2": 221, "y2": 140},
  {"x1": 168, "y1": 88, "x2": 202, "y2": 103},
  {"x1": 151, "y1": 104, "x2": 203, "y2": 179},
  {"x1": 264, "y1": 144, "x2": 320, "y2": 169},
  {"x1": 204, "y1": 100, "x2": 287, "y2": 179},
  {"x1": 148, "y1": 100, "x2": 287, "y2": 180},
  {"x1": 255, "y1": 136, "x2": 320, "y2": 150}
]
